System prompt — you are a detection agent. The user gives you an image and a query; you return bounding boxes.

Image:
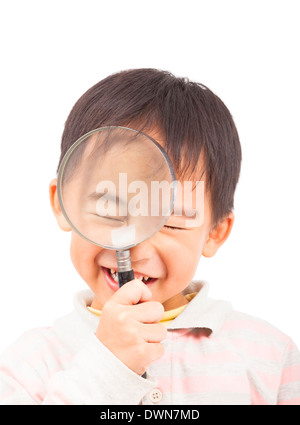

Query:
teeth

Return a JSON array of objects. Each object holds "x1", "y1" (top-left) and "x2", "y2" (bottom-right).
[
  {"x1": 107, "y1": 267, "x2": 152, "y2": 283},
  {"x1": 109, "y1": 268, "x2": 118, "y2": 282},
  {"x1": 138, "y1": 276, "x2": 151, "y2": 282}
]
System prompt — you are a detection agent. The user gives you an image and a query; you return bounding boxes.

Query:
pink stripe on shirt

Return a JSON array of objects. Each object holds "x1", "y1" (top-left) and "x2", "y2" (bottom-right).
[{"x1": 157, "y1": 374, "x2": 250, "y2": 394}]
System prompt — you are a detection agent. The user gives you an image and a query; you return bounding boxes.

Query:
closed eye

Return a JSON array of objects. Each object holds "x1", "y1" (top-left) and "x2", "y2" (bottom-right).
[
  {"x1": 163, "y1": 225, "x2": 185, "y2": 231},
  {"x1": 92, "y1": 213, "x2": 126, "y2": 223}
]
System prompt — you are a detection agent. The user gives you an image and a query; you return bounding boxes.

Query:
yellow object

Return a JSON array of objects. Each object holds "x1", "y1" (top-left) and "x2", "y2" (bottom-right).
[{"x1": 87, "y1": 293, "x2": 197, "y2": 327}]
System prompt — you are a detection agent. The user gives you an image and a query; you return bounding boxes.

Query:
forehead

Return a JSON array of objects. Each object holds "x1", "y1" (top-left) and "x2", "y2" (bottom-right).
[
  {"x1": 125, "y1": 122, "x2": 212, "y2": 201},
  {"x1": 60, "y1": 127, "x2": 168, "y2": 183},
  {"x1": 61, "y1": 124, "x2": 211, "y2": 215},
  {"x1": 130, "y1": 125, "x2": 206, "y2": 179}
]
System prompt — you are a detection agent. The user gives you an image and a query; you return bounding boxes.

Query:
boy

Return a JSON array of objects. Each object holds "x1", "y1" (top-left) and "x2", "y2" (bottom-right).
[{"x1": 0, "y1": 69, "x2": 299, "y2": 405}]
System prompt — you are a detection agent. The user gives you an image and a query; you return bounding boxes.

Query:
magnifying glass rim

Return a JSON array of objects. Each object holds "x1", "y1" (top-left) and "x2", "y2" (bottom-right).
[{"x1": 57, "y1": 125, "x2": 177, "y2": 250}]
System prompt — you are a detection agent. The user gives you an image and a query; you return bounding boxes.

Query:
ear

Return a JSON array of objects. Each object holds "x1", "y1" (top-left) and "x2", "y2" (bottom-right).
[
  {"x1": 49, "y1": 178, "x2": 72, "y2": 231},
  {"x1": 202, "y1": 211, "x2": 235, "y2": 258}
]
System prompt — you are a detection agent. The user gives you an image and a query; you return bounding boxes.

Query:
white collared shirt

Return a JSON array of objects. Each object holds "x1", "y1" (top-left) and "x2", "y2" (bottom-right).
[{"x1": 0, "y1": 281, "x2": 299, "y2": 405}]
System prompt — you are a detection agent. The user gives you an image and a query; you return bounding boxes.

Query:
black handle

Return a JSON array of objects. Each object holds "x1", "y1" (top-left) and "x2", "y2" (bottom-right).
[
  {"x1": 118, "y1": 269, "x2": 135, "y2": 287},
  {"x1": 117, "y1": 257, "x2": 147, "y2": 378}
]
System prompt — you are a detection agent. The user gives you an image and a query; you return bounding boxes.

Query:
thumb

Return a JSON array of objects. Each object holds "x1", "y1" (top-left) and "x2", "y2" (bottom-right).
[{"x1": 112, "y1": 279, "x2": 152, "y2": 305}]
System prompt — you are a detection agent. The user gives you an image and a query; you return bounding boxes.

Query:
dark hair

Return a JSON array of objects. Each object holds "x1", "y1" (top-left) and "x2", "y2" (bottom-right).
[{"x1": 58, "y1": 68, "x2": 242, "y2": 228}]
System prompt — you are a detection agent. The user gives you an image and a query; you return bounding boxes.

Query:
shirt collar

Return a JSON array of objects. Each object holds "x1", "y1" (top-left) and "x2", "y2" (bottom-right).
[
  {"x1": 166, "y1": 280, "x2": 232, "y2": 334},
  {"x1": 72, "y1": 280, "x2": 232, "y2": 336}
]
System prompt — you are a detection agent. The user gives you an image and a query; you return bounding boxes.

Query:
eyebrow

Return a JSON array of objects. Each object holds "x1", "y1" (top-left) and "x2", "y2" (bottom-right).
[
  {"x1": 88, "y1": 192, "x2": 198, "y2": 219},
  {"x1": 88, "y1": 191, "x2": 122, "y2": 202},
  {"x1": 171, "y1": 210, "x2": 197, "y2": 219}
]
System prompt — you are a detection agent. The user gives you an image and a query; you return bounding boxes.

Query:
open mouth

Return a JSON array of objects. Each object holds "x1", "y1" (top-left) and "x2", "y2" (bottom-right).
[{"x1": 102, "y1": 266, "x2": 157, "y2": 289}]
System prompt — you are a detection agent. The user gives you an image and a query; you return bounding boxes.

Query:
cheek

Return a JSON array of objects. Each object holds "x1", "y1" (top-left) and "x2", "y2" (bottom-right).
[
  {"x1": 69, "y1": 232, "x2": 101, "y2": 281},
  {"x1": 162, "y1": 230, "x2": 205, "y2": 281}
]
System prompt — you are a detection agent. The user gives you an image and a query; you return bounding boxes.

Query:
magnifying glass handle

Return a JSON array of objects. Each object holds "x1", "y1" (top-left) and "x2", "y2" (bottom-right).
[
  {"x1": 118, "y1": 269, "x2": 135, "y2": 287},
  {"x1": 116, "y1": 250, "x2": 147, "y2": 379},
  {"x1": 116, "y1": 250, "x2": 134, "y2": 287}
]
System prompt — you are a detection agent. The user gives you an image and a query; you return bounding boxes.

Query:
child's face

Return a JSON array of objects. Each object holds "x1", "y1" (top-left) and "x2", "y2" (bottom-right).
[{"x1": 50, "y1": 133, "x2": 234, "y2": 311}]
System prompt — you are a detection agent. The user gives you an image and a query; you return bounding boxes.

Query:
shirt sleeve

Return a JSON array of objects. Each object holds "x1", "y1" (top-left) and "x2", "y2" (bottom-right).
[
  {"x1": 0, "y1": 333, "x2": 156, "y2": 405},
  {"x1": 277, "y1": 338, "x2": 300, "y2": 405},
  {"x1": 43, "y1": 335, "x2": 156, "y2": 405}
]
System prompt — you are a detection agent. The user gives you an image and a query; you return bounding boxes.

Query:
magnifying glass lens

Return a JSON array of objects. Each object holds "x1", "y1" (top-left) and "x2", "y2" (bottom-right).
[{"x1": 57, "y1": 126, "x2": 176, "y2": 285}]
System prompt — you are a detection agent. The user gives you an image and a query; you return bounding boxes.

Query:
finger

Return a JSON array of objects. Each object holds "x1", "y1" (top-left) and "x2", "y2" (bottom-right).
[
  {"x1": 131, "y1": 301, "x2": 165, "y2": 323},
  {"x1": 139, "y1": 322, "x2": 167, "y2": 343},
  {"x1": 148, "y1": 342, "x2": 165, "y2": 362},
  {"x1": 112, "y1": 279, "x2": 152, "y2": 306}
]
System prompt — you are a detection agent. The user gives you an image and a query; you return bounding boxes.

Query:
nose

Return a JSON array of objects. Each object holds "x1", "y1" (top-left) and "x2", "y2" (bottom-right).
[{"x1": 129, "y1": 239, "x2": 156, "y2": 264}]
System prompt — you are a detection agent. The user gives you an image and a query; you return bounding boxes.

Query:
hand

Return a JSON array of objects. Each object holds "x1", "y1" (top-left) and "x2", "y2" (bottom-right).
[{"x1": 95, "y1": 279, "x2": 167, "y2": 376}]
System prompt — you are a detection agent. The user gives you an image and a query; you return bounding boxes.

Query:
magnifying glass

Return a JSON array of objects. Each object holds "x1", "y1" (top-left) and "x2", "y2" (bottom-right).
[{"x1": 57, "y1": 126, "x2": 176, "y2": 287}]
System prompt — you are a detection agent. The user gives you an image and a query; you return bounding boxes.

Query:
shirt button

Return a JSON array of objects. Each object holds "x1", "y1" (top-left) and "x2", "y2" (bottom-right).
[{"x1": 149, "y1": 388, "x2": 163, "y2": 403}]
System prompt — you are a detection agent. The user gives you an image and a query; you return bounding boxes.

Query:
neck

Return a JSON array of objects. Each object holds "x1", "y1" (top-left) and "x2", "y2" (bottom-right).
[
  {"x1": 162, "y1": 293, "x2": 189, "y2": 311},
  {"x1": 91, "y1": 292, "x2": 189, "y2": 312}
]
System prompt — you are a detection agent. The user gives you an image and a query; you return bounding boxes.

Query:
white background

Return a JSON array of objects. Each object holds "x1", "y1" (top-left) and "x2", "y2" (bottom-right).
[{"x1": 0, "y1": 0, "x2": 299, "y2": 352}]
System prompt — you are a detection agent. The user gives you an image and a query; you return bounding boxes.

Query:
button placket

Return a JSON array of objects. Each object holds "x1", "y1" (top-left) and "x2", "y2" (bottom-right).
[{"x1": 149, "y1": 388, "x2": 163, "y2": 403}]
